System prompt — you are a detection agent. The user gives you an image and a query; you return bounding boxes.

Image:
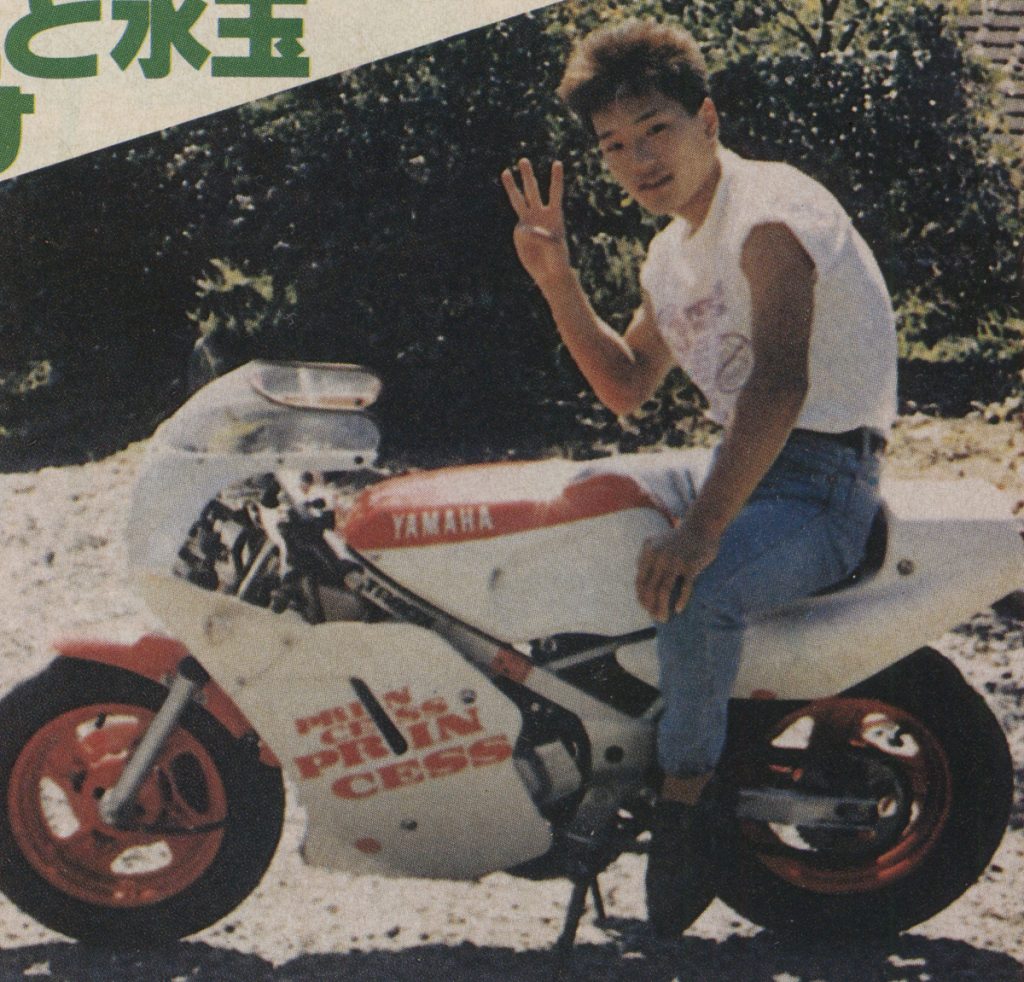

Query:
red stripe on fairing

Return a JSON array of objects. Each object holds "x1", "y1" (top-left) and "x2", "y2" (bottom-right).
[{"x1": 342, "y1": 464, "x2": 667, "y2": 550}]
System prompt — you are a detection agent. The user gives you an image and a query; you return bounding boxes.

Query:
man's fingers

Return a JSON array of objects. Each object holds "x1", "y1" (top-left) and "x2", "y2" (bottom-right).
[
  {"x1": 637, "y1": 525, "x2": 718, "y2": 621},
  {"x1": 501, "y1": 168, "x2": 527, "y2": 219},
  {"x1": 637, "y1": 537, "x2": 701, "y2": 621},
  {"x1": 549, "y1": 160, "x2": 565, "y2": 213},
  {"x1": 650, "y1": 571, "x2": 687, "y2": 622},
  {"x1": 672, "y1": 576, "x2": 692, "y2": 615},
  {"x1": 508, "y1": 158, "x2": 562, "y2": 221},
  {"x1": 518, "y1": 158, "x2": 543, "y2": 208},
  {"x1": 635, "y1": 541, "x2": 658, "y2": 596},
  {"x1": 517, "y1": 223, "x2": 562, "y2": 243},
  {"x1": 646, "y1": 577, "x2": 673, "y2": 621},
  {"x1": 637, "y1": 551, "x2": 681, "y2": 622}
]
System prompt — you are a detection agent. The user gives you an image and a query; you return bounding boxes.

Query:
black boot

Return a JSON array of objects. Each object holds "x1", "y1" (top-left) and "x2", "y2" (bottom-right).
[{"x1": 644, "y1": 795, "x2": 719, "y2": 938}]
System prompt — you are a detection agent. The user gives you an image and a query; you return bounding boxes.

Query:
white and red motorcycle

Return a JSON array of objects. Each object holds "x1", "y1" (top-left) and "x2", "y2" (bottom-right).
[{"x1": 0, "y1": 361, "x2": 1019, "y2": 958}]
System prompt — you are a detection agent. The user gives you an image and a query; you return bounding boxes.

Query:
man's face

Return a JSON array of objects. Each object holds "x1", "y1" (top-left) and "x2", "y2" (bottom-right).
[{"x1": 591, "y1": 90, "x2": 720, "y2": 222}]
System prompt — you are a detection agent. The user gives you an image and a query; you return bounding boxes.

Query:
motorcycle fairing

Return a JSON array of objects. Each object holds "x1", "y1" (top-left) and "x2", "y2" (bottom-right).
[
  {"x1": 343, "y1": 460, "x2": 670, "y2": 548},
  {"x1": 734, "y1": 476, "x2": 1023, "y2": 698},
  {"x1": 336, "y1": 448, "x2": 1021, "y2": 701},
  {"x1": 52, "y1": 634, "x2": 280, "y2": 767},
  {"x1": 137, "y1": 574, "x2": 553, "y2": 879}
]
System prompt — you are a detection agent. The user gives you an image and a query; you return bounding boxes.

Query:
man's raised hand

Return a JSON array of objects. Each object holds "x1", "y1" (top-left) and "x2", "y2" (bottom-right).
[{"x1": 501, "y1": 158, "x2": 572, "y2": 293}]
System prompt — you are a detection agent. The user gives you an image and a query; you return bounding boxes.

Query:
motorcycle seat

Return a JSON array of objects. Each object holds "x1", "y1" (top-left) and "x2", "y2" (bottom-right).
[{"x1": 812, "y1": 506, "x2": 888, "y2": 596}]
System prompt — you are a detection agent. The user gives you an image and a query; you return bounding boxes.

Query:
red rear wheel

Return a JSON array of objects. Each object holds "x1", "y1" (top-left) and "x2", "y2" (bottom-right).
[
  {"x1": 0, "y1": 659, "x2": 284, "y2": 945},
  {"x1": 717, "y1": 650, "x2": 1012, "y2": 939},
  {"x1": 738, "y1": 698, "x2": 952, "y2": 895}
]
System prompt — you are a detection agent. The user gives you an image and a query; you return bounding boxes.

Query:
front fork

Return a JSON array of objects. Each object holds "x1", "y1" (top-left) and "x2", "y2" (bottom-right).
[{"x1": 98, "y1": 656, "x2": 210, "y2": 827}]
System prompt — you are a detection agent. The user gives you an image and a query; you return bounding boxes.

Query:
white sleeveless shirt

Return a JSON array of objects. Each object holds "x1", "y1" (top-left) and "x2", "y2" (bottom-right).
[{"x1": 639, "y1": 148, "x2": 897, "y2": 433}]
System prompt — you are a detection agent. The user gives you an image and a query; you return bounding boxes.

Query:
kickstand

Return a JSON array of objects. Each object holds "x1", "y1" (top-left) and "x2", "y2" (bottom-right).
[
  {"x1": 551, "y1": 874, "x2": 603, "y2": 981},
  {"x1": 590, "y1": 879, "x2": 607, "y2": 924}
]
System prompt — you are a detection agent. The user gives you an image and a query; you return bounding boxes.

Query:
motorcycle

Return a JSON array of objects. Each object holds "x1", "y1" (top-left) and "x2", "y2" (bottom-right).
[{"x1": 0, "y1": 360, "x2": 1019, "y2": 963}]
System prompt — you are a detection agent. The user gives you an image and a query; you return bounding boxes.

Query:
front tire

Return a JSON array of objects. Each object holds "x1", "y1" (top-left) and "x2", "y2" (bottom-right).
[
  {"x1": 0, "y1": 659, "x2": 285, "y2": 946},
  {"x1": 716, "y1": 649, "x2": 1012, "y2": 939}
]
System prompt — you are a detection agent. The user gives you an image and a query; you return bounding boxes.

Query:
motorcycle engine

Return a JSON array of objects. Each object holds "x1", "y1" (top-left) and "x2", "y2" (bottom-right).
[{"x1": 173, "y1": 470, "x2": 387, "y2": 624}]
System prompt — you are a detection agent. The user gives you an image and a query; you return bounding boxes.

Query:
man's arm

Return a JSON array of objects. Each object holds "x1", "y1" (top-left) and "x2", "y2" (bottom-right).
[
  {"x1": 502, "y1": 158, "x2": 672, "y2": 415},
  {"x1": 635, "y1": 222, "x2": 816, "y2": 621},
  {"x1": 543, "y1": 279, "x2": 673, "y2": 415}
]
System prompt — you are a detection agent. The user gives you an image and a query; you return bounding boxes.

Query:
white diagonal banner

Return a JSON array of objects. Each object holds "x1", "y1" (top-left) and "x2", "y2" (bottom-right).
[{"x1": 0, "y1": 0, "x2": 562, "y2": 181}]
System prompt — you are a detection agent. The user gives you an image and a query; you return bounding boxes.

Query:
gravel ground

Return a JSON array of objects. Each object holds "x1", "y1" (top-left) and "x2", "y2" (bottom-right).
[{"x1": 0, "y1": 416, "x2": 1023, "y2": 981}]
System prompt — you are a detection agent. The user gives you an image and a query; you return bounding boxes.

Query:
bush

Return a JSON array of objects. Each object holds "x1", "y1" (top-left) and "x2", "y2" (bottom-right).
[
  {"x1": 0, "y1": 0, "x2": 1019, "y2": 470},
  {"x1": 0, "y1": 142, "x2": 203, "y2": 468}
]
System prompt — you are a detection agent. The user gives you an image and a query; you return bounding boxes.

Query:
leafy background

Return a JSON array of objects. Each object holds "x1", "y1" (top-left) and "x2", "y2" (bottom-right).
[{"x1": 0, "y1": 0, "x2": 1020, "y2": 470}]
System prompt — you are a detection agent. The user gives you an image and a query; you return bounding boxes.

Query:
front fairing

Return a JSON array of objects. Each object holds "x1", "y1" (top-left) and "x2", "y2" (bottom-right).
[
  {"x1": 127, "y1": 361, "x2": 381, "y2": 576},
  {"x1": 123, "y1": 363, "x2": 557, "y2": 879}
]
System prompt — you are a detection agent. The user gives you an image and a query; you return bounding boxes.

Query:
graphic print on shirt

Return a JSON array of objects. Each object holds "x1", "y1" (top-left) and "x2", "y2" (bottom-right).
[
  {"x1": 714, "y1": 332, "x2": 754, "y2": 394},
  {"x1": 659, "y1": 280, "x2": 725, "y2": 360},
  {"x1": 657, "y1": 279, "x2": 752, "y2": 400}
]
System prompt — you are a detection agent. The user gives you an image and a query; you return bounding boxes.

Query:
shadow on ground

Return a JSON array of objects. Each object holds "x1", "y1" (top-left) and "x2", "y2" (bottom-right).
[{"x1": 2, "y1": 927, "x2": 1020, "y2": 982}]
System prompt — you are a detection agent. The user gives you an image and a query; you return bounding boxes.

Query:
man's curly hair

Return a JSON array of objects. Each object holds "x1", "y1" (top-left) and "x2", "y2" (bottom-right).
[{"x1": 558, "y1": 19, "x2": 710, "y2": 122}]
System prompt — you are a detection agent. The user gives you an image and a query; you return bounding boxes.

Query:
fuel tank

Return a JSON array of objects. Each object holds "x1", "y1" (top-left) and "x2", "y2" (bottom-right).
[{"x1": 339, "y1": 451, "x2": 712, "y2": 640}]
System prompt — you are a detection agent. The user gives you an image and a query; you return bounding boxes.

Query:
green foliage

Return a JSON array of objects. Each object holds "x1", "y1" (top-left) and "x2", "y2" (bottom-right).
[
  {"x1": 899, "y1": 308, "x2": 1024, "y2": 414},
  {"x1": 0, "y1": 0, "x2": 1020, "y2": 469},
  {"x1": 0, "y1": 141, "x2": 203, "y2": 467},
  {"x1": 711, "y1": 2, "x2": 1022, "y2": 335}
]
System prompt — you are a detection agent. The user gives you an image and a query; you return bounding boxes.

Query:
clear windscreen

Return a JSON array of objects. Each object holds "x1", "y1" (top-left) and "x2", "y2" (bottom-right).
[{"x1": 154, "y1": 361, "x2": 381, "y2": 457}]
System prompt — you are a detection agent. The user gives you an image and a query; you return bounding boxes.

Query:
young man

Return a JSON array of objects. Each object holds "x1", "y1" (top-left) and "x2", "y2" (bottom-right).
[{"x1": 502, "y1": 19, "x2": 897, "y2": 936}]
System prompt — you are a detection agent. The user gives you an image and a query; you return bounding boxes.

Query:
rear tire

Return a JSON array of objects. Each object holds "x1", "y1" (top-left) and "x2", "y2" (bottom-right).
[
  {"x1": 0, "y1": 659, "x2": 285, "y2": 946},
  {"x1": 717, "y1": 649, "x2": 1012, "y2": 939}
]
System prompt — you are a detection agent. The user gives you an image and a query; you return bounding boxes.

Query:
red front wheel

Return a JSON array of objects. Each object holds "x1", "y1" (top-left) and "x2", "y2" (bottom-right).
[{"x1": 0, "y1": 659, "x2": 284, "y2": 945}]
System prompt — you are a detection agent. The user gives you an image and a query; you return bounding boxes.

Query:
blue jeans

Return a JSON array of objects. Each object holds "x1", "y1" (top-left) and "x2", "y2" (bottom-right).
[{"x1": 655, "y1": 430, "x2": 883, "y2": 777}]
